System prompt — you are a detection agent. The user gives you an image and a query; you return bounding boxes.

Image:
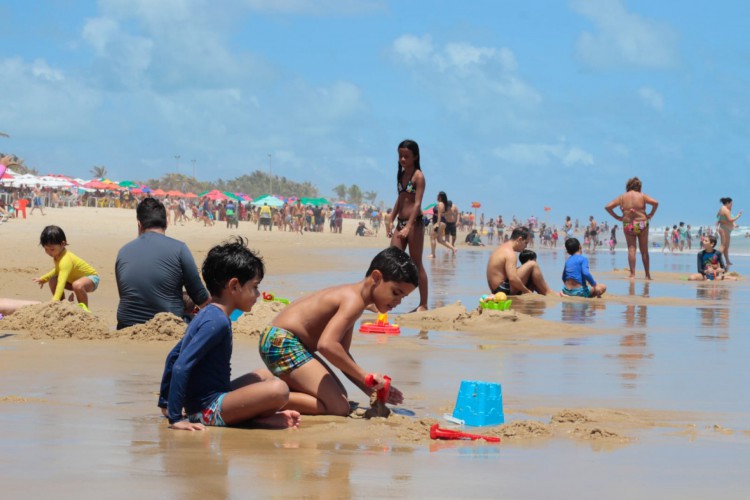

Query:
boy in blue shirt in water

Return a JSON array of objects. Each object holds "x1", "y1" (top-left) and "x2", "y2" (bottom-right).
[
  {"x1": 158, "y1": 237, "x2": 301, "y2": 431},
  {"x1": 561, "y1": 238, "x2": 607, "y2": 298}
]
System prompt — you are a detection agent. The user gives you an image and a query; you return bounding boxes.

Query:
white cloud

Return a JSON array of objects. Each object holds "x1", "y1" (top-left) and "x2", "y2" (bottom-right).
[
  {"x1": 572, "y1": 0, "x2": 679, "y2": 69},
  {"x1": 638, "y1": 86, "x2": 664, "y2": 111},
  {"x1": 392, "y1": 34, "x2": 434, "y2": 63},
  {"x1": 492, "y1": 141, "x2": 594, "y2": 167},
  {"x1": 390, "y1": 34, "x2": 541, "y2": 114},
  {"x1": 242, "y1": 0, "x2": 385, "y2": 15}
]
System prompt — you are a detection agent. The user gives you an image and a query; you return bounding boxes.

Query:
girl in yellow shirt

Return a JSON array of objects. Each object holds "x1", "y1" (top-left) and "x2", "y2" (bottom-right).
[{"x1": 34, "y1": 225, "x2": 100, "y2": 307}]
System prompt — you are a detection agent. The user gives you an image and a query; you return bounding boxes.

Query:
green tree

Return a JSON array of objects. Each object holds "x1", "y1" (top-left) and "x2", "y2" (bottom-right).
[
  {"x1": 90, "y1": 165, "x2": 108, "y2": 179},
  {"x1": 332, "y1": 184, "x2": 347, "y2": 201},
  {"x1": 363, "y1": 190, "x2": 377, "y2": 205},
  {"x1": 347, "y1": 184, "x2": 363, "y2": 205}
]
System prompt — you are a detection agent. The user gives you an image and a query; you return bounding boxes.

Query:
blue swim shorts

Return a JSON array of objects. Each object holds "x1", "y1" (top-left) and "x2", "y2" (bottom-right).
[
  {"x1": 259, "y1": 326, "x2": 314, "y2": 376},
  {"x1": 87, "y1": 275, "x2": 100, "y2": 291},
  {"x1": 188, "y1": 393, "x2": 228, "y2": 427},
  {"x1": 562, "y1": 286, "x2": 591, "y2": 298}
]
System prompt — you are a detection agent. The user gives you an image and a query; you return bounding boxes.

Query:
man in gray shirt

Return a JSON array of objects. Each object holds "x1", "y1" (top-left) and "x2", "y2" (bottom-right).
[{"x1": 116, "y1": 197, "x2": 210, "y2": 329}]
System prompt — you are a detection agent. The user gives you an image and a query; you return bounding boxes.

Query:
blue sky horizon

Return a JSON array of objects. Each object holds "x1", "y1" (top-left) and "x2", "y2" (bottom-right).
[{"x1": 1, "y1": 0, "x2": 748, "y2": 228}]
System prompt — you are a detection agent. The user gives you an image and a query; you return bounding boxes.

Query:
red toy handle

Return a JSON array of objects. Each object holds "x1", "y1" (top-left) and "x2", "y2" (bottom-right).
[
  {"x1": 365, "y1": 374, "x2": 391, "y2": 402},
  {"x1": 429, "y1": 424, "x2": 500, "y2": 443}
]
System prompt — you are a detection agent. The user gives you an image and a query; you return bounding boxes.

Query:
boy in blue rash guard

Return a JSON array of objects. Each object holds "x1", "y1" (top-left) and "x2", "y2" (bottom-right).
[
  {"x1": 158, "y1": 237, "x2": 300, "y2": 431},
  {"x1": 561, "y1": 238, "x2": 607, "y2": 298},
  {"x1": 688, "y1": 235, "x2": 738, "y2": 281}
]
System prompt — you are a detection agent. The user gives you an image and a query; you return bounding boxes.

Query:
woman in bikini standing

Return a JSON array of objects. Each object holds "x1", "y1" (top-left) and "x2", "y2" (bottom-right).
[
  {"x1": 716, "y1": 197, "x2": 743, "y2": 267},
  {"x1": 605, "y1": 177, "x2": 659, "y2": 280},
  {"x1": 387, "y1": 139, "x2": 428, "y2": 311},
  {"x1": 428, "y1": 191, "x2": 457, "y2": 258}
]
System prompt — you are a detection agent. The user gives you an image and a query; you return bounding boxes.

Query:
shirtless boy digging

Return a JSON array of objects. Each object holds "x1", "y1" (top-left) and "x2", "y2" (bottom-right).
[
  {"x1": 486, "y1": 226, "x2": 553, "y2": 295},
  {"x1": 259, "y1": 247, "x2": 418, "y2": 416}
]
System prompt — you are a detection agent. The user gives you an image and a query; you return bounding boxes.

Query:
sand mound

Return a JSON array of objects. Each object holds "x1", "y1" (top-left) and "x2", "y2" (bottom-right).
[
  {"x1": 394, "y1": 416, "x2": 439, "y2": 443},
  {"x1": 551, "y1": 409, "x2": 592, "y2": 424},
  {"x1": 116, "y1": 313, "x2": 187, "y2": 341},
  {"x1": 488, "y1": 420, "x2": 553, "y2": 439},
  {"x1": 394, "y1": 301, "x2": 595, "y2": 338},
  {"x1": 1, "y1": 301, "x2": 111, "y2": 339},
  {"x1": 232, "y1": 300, "x2": 287, "y2": 337}
]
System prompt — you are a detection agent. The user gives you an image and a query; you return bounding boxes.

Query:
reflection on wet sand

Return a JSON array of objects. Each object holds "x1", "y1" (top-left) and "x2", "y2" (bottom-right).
[
  {"x1": 153, "y1": 424, "x2": 358, "y2": 498},
  {"x1": 510, "y1": 296, "x2": 551, "y2": 318},
  {"x1": 612, "y1": 280, "x2": 652, "y2": 389},
  {"x1": 695, "y1": 284, "x2": 731, "y2": 337},
  {"x1": 429, "y1": 253, "x2": 458, "y2": 310},
  {"x1": 560, "y1": 300, "x2": 606, "y2": 324}
]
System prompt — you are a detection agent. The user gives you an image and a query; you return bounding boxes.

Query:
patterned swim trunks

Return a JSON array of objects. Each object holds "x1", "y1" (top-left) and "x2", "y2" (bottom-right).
[
  {"x1": 259, "y1": 326, "x2": 314, "y2": 376},
  {"x1": 562, "y1": 286, "x2": 591, "y2": 298},
  {"x1": 188, "y1": 393, "x2": 228, "y2": 427}
]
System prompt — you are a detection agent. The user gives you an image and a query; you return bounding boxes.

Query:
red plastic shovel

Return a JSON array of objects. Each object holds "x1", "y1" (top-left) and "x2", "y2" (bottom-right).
[
  {"x1": 429, "y1": 423, "x2": 501, "y2": 443},
  {"x1": 364, "y1": 374, "x2": 391, "y2": 402}
]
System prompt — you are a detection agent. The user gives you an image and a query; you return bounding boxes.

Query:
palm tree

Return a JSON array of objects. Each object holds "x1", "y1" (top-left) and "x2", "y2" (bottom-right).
[
  {"x1": 347, "y1": 184, "x2": 363, "y2": 205},
  {"x1": 363, "y1": 190, "x2": 377, "y2": 205},
  {"x1": 90, "y1": 165, "x2": 108, "y2": 179},
  {"x1": 332, "y1": 184, "x2": 347, "y2": 201}
]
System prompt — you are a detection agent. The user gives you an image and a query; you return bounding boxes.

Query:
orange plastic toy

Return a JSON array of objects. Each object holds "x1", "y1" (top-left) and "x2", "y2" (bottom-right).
[{"x1": 359, "y1": 313, "x2": 401, "y2": 335}]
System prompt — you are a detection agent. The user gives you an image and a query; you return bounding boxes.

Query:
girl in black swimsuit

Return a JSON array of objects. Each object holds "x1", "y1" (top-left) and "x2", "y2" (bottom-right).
[{"x1": 388, "y1": 139, "x2": 428, "y2": 311}]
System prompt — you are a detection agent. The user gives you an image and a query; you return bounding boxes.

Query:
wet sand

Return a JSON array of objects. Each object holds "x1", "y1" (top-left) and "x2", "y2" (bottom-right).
[{"x1": 2, "y1": 207, "x2": 750, "y2": 498}]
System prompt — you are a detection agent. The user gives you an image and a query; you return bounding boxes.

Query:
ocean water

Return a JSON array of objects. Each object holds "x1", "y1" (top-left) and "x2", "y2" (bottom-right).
[{"x1": 264, "y1": 240, "x2": 750, "y2": 428}]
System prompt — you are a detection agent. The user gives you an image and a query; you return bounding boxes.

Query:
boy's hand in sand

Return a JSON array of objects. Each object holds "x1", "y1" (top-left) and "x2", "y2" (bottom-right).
[
  {"x1": 386, "y1": 385, "x2": 404, "y2": 405},
  {"x1": 170, "y1": 420, "x2": 206, "y2": 431}
]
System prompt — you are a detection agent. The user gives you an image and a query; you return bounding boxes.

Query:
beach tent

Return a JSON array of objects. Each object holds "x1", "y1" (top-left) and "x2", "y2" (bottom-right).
[
  {"x1": 251, "y1": 195, "x2": 284, "y2": 207},
  {"x1": 300, "y1": 197, "x2": 330, "y2": 207}
]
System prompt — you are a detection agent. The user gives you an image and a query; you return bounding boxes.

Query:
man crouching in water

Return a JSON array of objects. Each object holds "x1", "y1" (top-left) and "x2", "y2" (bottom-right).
[{"x1": 486, "y1": 226, "x2": 554, "y2": 295}]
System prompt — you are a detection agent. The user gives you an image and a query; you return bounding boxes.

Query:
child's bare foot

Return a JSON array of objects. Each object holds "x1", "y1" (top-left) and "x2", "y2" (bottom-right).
[
  {"x1": 254, "y1": 410, "x2": 301, "y2": 429},
  {"x1": 409, "y1": 305, "x2": 428, "y2": 313}
]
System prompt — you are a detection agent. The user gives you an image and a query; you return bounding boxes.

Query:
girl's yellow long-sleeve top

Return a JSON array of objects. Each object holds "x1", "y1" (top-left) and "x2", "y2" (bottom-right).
[{"x1": 39, "y1": 250, "x2": 97, "y2": 300}]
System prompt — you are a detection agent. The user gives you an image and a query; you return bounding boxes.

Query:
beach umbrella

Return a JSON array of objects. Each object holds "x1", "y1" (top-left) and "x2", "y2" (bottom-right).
[
  {"x1": 251, "y1": 195, "x2": 284, "y2": 207},
  {"x1": 301, "y1": 197, "x2": 331, "y2": 207},
  {"x1": 222, "y1": 191, "x2": 242, "y2": 201},
  {"x1": 140, "y1": 185, "x2": 153, "y2": 194},
  {"x1": 197, "y1": 190, "x2": 210, "y2": 197},
  {"x1": 131, "y1": 188, "x2": 143, "y2": 195},
  {"x1": 151, "y1": 188, "x2": 166, "y2": 196},
  {"x1": 166, "y1": 190, "x2": 185, "y2": 197},
  {"x1": 422, "y1": 202, "x2": 436, "y2": 212},
  {"x1": 119, "y1": 180, "x2": 139, "y2": 188},
  {"x1": 184, "y1": 192, "x2": 198, "y2": 198},
  {"x1": 471, "y1": 201, "x2": 481, "y2": 224}
]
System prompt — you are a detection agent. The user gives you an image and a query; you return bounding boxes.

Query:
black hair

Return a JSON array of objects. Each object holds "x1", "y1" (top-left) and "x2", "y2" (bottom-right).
[
  {"x1": 365, "y1": 247, "x2": 419, "y2": 287},
  {"x1": 201, "y1": 236, "x2": 265, "y2": 296},
  {"x1": 510, "y1": 226, "x2": 529, "y2": 241},
  {"x1": 397, "y1": 139, "x2": 421, "y2": 187},
  {"x1": 39, "y1": 225, "x2": 67, "y2": 246},
  {"x1": 437, "y1": 191, "x2": 449, "y2": 206},
  {"x1": 519, "y1": 249, "x2": 537, "y2": 264},
  {"x1": 136, "y1": 197, "x2": 168, "y2": 230},
  {"x1": 565, "y1": 237, "x2": 581, "y2": 255},
  {"x1": 720, "y1": 197, "x2": 732, "y2": 205}
]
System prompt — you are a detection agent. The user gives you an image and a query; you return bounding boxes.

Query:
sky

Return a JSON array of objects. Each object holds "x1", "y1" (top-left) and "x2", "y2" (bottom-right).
[{"x1": 1, "y1": 0, "x2": 749, "y2": 226}]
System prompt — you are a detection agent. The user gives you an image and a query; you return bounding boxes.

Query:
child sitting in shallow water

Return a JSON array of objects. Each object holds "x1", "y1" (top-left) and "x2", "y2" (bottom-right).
[
  {"x1": 560, "y1": 238, "x2": 607, "y2": 298},
  {"x1": 688, "y1": 235, "x2": 738, "y2": 281}
]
